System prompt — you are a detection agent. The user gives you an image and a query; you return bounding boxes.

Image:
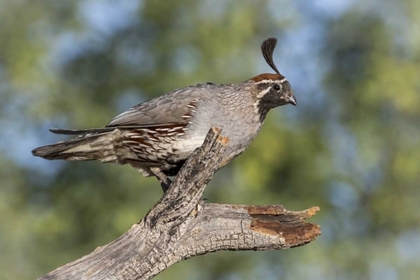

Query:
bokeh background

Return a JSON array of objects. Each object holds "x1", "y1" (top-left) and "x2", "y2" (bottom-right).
[{"x1": 1, "y1": 0, "x2": 420, "y2": 279}]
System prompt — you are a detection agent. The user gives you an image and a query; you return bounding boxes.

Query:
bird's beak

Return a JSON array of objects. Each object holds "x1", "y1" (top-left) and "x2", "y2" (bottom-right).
[{"x1": 287, "y1": 95, "x2": 297, "y2": 106}]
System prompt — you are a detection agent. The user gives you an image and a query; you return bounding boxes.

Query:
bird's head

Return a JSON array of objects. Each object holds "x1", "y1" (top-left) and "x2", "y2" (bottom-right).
[{"x1": 248, "y1": 38, "x2": 296, "y2": 115}]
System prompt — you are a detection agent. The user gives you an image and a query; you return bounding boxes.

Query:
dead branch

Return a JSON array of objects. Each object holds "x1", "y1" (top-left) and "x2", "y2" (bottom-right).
[{"x1": 39, "y1": 128, "x2": 321, "y2": 280}]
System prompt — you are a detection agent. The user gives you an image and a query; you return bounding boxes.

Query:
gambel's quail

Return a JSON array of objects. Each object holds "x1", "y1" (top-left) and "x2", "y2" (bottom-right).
[{"x1": 32, "y1": 38, "x2": 297, "y2": 189}]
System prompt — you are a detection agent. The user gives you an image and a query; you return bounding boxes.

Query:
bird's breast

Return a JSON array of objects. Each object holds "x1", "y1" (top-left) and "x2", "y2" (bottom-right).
[{"x1": 172, "y1": 98, "x2": 263, "y2": 160}]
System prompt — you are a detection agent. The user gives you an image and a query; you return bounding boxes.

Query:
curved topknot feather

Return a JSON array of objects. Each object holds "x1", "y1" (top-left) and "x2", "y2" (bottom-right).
[{"x1": 261, "y1": 38, "x2": 281, "y2": 75}]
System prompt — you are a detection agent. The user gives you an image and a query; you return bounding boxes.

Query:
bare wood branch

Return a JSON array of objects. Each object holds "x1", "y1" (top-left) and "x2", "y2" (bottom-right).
[{"x1": 39, "y1": 128, "x2": 321, "y2": 280}]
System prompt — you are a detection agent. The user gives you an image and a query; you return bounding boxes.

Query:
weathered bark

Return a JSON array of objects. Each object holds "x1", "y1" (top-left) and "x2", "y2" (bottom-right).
[{"x1": 39, "y1": 128, "x2": 321, "y2": 280}]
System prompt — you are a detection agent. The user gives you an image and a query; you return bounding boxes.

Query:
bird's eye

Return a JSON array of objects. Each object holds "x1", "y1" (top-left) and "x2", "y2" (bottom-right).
[{"x1": 273, "y1": 84, "x2": 281, "y2": 91}]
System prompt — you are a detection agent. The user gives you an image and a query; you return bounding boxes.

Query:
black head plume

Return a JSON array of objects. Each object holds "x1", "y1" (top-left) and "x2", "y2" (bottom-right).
[{"x1": 261, "y1": 38, "x2": 280, "y2": 75}]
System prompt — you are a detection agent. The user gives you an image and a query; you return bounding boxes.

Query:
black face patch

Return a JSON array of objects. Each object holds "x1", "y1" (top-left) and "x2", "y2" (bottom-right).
[
  {"x1": 260, "y1": 87, "x2": 279, "y2": 107},
  {"x1": 256, "y1": 80, "x2": 291, "y2": 120}
]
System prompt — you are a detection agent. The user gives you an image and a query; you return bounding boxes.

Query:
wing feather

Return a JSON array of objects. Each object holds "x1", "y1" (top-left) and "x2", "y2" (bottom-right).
[{"x1": 106, "y1": 86, "x2": 207, "y2": 127}]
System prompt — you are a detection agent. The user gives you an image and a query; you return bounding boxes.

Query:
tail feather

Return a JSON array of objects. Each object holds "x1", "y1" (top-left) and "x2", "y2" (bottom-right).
[
  {"x1": 49, "y1": 125, "x2": 159, "y2": 135},
  {"x1": 32, "y1": 130, "x2": 120, "y2": 162},
  {"x1": 49, "y1": 127, "x2": 115, "y2": 135}
]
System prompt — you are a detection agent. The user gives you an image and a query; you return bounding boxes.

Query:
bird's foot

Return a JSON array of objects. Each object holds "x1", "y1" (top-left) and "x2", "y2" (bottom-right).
[{"x1": 150, "y1": 167, "x2": 172, "y2": 192}]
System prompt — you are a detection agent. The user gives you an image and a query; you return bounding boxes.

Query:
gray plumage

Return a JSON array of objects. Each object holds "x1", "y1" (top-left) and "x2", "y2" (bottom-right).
[{"x1": 32, "y1": 38, "x2": 297, "y2": 181}]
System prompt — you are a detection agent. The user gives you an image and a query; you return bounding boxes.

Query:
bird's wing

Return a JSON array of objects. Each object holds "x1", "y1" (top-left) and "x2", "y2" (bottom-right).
[
  {"x1": 49, "y1": 85, "x2": 214, "y2": 136},
  {"x1": 106, "y1": 86, "x2": 206, "y2": 127}
]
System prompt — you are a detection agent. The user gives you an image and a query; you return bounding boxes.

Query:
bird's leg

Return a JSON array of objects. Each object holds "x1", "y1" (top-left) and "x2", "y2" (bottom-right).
[{"x1": 150, "y1": 167, "x2": 172, "y2": 192}]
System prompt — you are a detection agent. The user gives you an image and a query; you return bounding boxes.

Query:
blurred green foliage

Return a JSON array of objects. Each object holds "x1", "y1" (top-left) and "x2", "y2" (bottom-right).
[{"x1": 1, "y1": 0, "x2": 419, "y2": 279}]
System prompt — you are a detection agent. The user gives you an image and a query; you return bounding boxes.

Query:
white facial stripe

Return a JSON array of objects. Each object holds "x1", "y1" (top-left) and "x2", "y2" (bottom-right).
[
  {"x1": 255, "y1": 78, "x2": 288, "y2": 84},
  {"x1": 255, "y1": 79, "x2": 273, "y2": 84},
  {"x1": 257, "y1": 87, "x2": 271, "y2": 98}
]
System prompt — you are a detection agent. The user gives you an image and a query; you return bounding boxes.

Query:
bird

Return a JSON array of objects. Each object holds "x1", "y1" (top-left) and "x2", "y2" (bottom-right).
[{"x1": 32, "y1": 37, "x2": 297, "y2": 191}]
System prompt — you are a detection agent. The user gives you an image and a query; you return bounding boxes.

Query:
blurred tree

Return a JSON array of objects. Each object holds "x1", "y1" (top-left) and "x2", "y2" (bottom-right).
[{"x1": 1, "y1": 0, "x2": 419, "y2": 279}]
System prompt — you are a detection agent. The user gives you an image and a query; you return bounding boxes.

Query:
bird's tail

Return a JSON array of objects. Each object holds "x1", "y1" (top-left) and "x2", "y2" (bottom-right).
[{"x1": 32, "y1": 128, "x2": 120, "y2": 162}]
